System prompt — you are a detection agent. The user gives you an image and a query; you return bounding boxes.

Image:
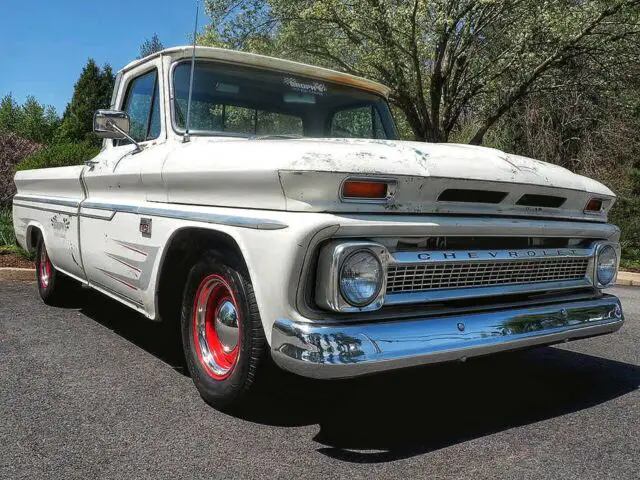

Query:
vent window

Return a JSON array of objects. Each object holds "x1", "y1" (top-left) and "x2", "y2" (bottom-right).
[
  {"x1": 438, "y1": 189, "x2": 507, "y2": 204},
  {"x1": 517, "y1": 194, "x2": 566, "y2": 208}
]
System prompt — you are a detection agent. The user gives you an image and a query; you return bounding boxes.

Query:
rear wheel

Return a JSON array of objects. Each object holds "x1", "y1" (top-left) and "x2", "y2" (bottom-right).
[
  {"x1": 35, "y1": 236, "x2": 74, "y2": 305},
  {"x1": 181, "y1": 252, "x2": 267, "y2": 411}
]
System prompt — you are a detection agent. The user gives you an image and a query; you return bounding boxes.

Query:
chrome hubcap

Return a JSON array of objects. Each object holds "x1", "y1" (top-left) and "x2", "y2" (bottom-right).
[
  {"x1": 214, "y1": 300, "x2": 239, "y2": 352},
  {"x1": 193, "y1": 275, "x2": 241, "y2": 379}
]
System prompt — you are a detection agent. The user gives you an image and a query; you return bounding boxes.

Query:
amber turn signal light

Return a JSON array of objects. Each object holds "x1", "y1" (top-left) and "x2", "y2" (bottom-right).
[
  {"x1": 342, "y1": 180, "x2": 388, "y2": 199},
  {"x1": 585, "y1": 198, "x2": 603, "y2": 213}
]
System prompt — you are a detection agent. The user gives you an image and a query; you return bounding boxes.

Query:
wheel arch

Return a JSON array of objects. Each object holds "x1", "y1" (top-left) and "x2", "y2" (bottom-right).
[
  {"x1": 25, "y1": 222, "x2": 46, "y2": 252},
  {"x1": 154, "y1": 226, "x2": 254, "y2": 326}
]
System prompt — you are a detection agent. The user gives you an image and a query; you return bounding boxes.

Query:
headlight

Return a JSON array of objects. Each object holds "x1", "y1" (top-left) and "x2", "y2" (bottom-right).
[
  {"x1": 596, "y1": 244, "x2": 618, "y2": 287},
  {"x1": 339, "y1": 249, "x2": 383, "y2": 306},
  {"x1": 315, "y1": 241, "x2": 388, "y2": 312}
]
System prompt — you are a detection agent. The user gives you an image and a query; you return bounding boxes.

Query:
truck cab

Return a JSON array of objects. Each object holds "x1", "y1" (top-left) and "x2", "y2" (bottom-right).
[{"x1": 13, "y1": 46, "x2": 624, "y2": 411}]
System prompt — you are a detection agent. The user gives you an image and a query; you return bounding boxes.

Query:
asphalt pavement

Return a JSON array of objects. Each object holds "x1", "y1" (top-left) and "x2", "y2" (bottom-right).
[{"x1": 1, "y1": 281, "x2": 638, "y2": 480}]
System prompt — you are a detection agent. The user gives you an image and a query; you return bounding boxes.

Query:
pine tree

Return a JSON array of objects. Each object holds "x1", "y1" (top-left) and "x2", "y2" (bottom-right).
[
  {"x1": 57, "y1": 59, "x2": 115, "y2": 144},
  {"x1": 20, "y1": 96, "x2": 50, "y2": 143},
  {"x1": 139, "y1": 34, "x2": 164, "y2": 59},
  {"x1": 0, "y1": 93, "x2": 24, "y2": 134}
]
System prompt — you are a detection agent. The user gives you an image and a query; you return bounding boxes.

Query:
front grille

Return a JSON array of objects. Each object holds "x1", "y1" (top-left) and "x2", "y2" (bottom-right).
[{"x1": 386, "y1": 257, "x2": 590, "y2": 294}]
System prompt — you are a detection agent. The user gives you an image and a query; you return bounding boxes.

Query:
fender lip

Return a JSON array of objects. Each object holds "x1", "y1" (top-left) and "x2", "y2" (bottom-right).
[{"x1": 270, "y1": 295, "x2": 623, "y2": 379}]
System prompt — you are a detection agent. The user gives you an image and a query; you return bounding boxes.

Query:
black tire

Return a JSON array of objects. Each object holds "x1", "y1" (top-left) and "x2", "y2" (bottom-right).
[
  {"x1": 35, "y1": 235, "x2": 75, "y2": 306},
  {"x1": 181, "y1": 252, "x2": 267, "y2": 411}
]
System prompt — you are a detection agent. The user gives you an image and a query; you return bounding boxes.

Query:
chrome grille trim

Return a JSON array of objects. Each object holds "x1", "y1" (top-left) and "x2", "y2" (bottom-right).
[
  {"x1": 387, "y1": 257, "x2": 591, "y2": 293},
  {"x1": 381, "y1": 246, "x2": 597, "y2": 306}
]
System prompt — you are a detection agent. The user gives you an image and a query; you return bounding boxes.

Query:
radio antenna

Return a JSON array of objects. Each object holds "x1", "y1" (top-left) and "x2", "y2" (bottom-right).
[{"x1": 183, "y1": 0, "x2": 200, "y2": 143}]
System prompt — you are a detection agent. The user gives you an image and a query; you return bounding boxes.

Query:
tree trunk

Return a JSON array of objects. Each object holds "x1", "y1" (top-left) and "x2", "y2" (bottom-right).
[{"x1": 468, "y1": 127, "x2": 487, "y2": 145}]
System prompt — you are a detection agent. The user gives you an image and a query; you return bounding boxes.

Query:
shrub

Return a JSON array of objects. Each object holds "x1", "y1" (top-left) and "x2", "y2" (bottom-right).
[
  {"x1": 0, "y1": 207, "x2": 15, "y2": 246},
  {"x1": 0, "y1": 133, "x2": 42, "y2": 207},
  {"x1": 609, "y1": 196, "x2": 640, "y2": 269},
  {"x1": 16, "y1": 141, "x2": 100, "y2": 172}
]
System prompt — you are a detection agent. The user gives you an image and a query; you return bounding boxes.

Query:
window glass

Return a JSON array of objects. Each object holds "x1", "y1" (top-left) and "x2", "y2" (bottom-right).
[
  {"x1": 121, "y1": 69, "x2": 159, "y2": 142},
  {"x1": 174, "y1": 98, "x2": 303, "y2": 136},
  {"x1": 172, "y1": 61, "x2": 395, "y2": 139},
  {"x1": 148, "y1": 86, "x2": 161, "y2": 139},
  {"x1": 330, "y1": 105, "x2": 386, "y2": 139},
  {"x1": 257, "y1": 111, "x2": 303, "y2": 136},
  {"x1": 224, "y1": 105, "x2": 255, "y2": 133}
]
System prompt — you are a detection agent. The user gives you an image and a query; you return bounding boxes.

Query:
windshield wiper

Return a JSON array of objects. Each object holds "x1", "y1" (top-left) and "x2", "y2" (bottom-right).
[{"x1": 250, "y1": 134, "x2": 305, "y2": 140}]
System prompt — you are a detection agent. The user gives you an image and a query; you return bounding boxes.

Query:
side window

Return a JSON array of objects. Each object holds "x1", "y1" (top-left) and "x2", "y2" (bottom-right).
[
  {"x1": 121, "y1": 69, "x2": 160, "y2": 142},
  {"x1": 330, "y1": 106, "x2": 387, "y2": 139}
]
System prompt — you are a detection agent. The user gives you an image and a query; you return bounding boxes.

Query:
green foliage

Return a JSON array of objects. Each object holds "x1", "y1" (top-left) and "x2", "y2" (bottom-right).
[
  {"x1": 0, "y1": 93, "x2": 60, "y2": 143},
  {"x1": 0, "y1": 208, "x2": 33, "y2": 259},
  {"x1": 139, "y1": 34, "x2": 164, "y2": 59},
  {"x1": 16, "y1": 142, "x2": 100, "y2": 172},
  {"x1": 0, "y1": 93, "x2": 23, "y2": 133},
  {"x1": 0, "y1": 207, "x2": 15, "y2": 246},
  {"x1": 57, "y1": 59, "x2": 114, "y2": 145},
  {"x1": 203, "y1": 0, "x2": 640, "y2": 143},
  {"x1": 620, "y1": 248, "x2": 640, "y2": 271},
  {"x1": 609, "y1": 197, "x2": 640, "y2": 254}
]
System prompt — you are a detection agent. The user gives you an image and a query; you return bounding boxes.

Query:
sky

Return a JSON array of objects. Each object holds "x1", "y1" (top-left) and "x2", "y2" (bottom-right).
[{"x1": 1, "y1": 0, "x2": 203, "y2": 115}]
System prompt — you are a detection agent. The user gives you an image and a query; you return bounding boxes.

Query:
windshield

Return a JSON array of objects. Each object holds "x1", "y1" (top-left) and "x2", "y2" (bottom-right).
[{"x1": 172, "y1": 61, "x2": 397, "y2": 139}]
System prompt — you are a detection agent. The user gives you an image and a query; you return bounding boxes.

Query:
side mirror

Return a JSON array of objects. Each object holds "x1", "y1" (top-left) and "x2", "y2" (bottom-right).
[{"x1": 93, "y1": 110, "x2": 130, "y2": 139}]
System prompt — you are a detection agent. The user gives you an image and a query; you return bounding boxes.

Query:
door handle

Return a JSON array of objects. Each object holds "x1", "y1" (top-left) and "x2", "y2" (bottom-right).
[{"x1": 84, "y1": 159, "x2": 99, "y2": 167}]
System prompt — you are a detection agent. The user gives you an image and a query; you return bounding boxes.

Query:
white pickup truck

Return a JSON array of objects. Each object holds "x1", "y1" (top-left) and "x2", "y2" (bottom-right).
[{"x1": 13, "y1": 46, "x2": 624, "y2": 410}]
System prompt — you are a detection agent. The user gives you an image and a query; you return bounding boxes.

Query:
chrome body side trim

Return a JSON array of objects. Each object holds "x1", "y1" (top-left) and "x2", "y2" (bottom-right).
[
  {"x1": 82, "y1": 201, "x2": 138, "y2": 214},
  {"x1": 13, "y1": 194, "x2": 80, "y2": 208},
  {"x1": 271, "y1": 296, "x2": 623, "y2": 379},
  {"x1": 12, "y1": 201, "x2": 78, "y2": 216},
  {"x1": 14, "y1": 196, "x2": 288, "y2": 230},
  {"x1": 78, "y1": 201, "x2": 288, "y2": 230}
]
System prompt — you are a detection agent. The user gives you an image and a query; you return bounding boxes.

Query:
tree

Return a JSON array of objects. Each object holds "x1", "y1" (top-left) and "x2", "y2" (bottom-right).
[
  {"x1": 0, "y1": 93, "x2": 24, "y2": 134},
  {"x1": 202, "y1": 0, "x2": 640, "y2": 144},
  {"x1": 57, "y1": 59, "x2": 115, "y2": 144},
  {"x1": 20, "y1": 96, "x2": 61, "y2": 143},
  {"x1": 139, "y1": 34, "x2": 164, "y2": 59},
  {"x1": 0, "y1": 93, "x2": 60, "y2": 143}
]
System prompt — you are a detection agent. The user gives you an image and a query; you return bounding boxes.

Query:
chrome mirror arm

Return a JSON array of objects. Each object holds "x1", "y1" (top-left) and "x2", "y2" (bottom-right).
[{"x1": 107, "y1": 120, "x2": 143, "y2": 154}]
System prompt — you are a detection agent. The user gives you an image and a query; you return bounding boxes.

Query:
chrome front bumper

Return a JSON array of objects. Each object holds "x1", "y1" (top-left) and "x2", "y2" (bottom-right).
[{"x1": 271, "y1": 296, "x2": 624, "y2": 379}]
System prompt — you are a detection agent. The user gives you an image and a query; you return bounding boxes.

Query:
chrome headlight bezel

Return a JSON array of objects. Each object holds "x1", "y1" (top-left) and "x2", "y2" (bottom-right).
[
  {"x1": 339, "y1": 249, "x2": 384, "y2": 307},
  {"x1": 315, "y1": 241, "x2": 388, "y2": 312},
  {"x1": 594, "y1": 242, "x2": 620, "y2": 288}
]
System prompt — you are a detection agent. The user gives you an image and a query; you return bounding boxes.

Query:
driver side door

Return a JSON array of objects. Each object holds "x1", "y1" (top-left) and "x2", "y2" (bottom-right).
[{"x1": 80, "y1": 62, "x2": 168, "y2": 310}]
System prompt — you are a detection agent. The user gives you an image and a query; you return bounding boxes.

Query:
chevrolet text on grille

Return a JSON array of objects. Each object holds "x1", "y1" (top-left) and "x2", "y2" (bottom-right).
[{"x1": 400, "y1": 248, "x2": 588, "y2": 262}]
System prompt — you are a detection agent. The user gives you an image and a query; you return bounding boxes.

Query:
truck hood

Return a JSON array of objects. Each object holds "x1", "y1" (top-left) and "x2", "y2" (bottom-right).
[{"x1": 162, "y1": 138, "x2": 615, "y2": 221}]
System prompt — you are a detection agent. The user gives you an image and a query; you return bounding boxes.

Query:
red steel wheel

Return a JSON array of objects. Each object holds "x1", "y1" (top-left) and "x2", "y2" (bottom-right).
[
  {"x1": 181, "y1": 252, "x2": 268, "y2": 411},
  {"x1": 35, "y1": 235, "x2": 75, "y2": 305},
  {"x1": 192, "y1": 274, "x2": 241, "y2": 380},
  {"x1": 39, "y1": 243, "x2": 53, "y2": 290}
]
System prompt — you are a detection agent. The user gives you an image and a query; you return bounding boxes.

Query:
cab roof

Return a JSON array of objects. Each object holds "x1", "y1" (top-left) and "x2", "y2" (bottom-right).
[{"x1": 121, "y1": 46, "x2": 391, "y2": 98}]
